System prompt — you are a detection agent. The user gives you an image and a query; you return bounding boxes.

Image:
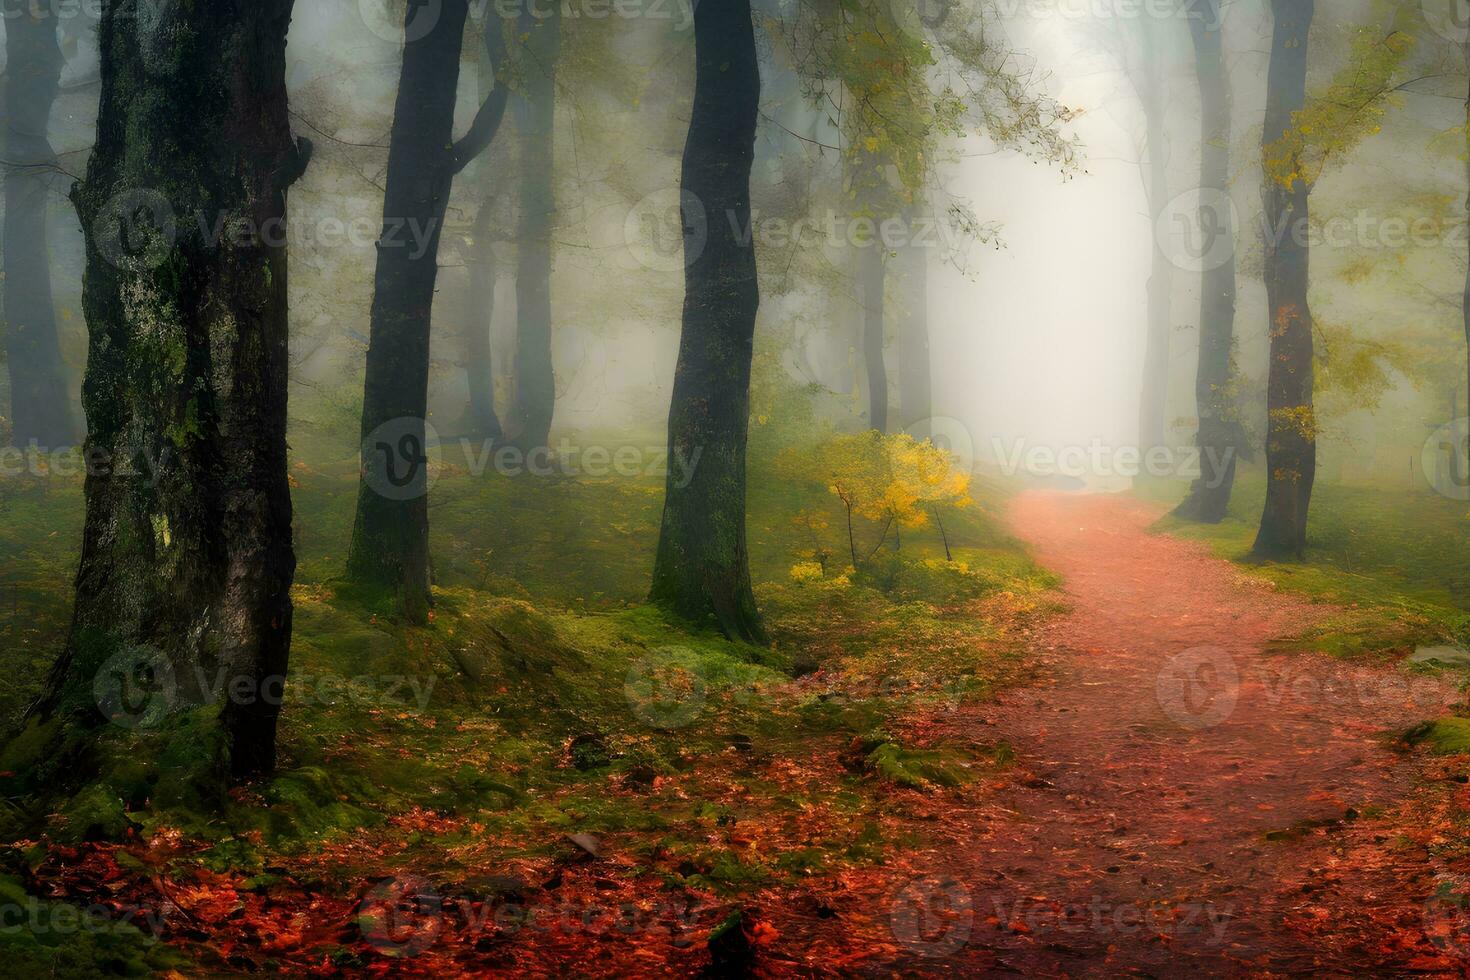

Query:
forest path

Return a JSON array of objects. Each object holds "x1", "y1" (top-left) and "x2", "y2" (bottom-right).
[{"x1": 781, "y1": 491, "x2": 1463, "y2": 975}]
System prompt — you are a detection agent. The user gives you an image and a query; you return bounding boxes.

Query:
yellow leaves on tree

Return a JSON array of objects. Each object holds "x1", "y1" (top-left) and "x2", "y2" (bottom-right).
[
  {"x1": 780, "y1": 431, "x2": 971, "y2": 569},
  {"x1": 1264, "y1": 6, "x2": 1415, "y2": 192}
]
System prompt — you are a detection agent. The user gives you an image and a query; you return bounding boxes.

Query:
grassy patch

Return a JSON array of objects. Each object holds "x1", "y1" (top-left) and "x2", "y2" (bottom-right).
[
  {"x1": 1142, "y1": 468, "x2": 1470, "y2": 657},
  {"x1": 0, "y1": 434, "x2": 1056, "y2": 972}
]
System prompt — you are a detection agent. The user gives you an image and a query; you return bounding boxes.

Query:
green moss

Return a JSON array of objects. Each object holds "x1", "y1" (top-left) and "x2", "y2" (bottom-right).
[
  {"x1": 1147, "y1": 467, "x2": 1470, "y2": 657},
  {"x1": 1404, "y1": 717, "x2": 1470, "y2": 755}
]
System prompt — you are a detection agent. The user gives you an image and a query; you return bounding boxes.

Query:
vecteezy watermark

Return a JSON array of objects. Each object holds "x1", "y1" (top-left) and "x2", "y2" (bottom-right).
[
  {"x1": 1154, "y1": 646, "x2": 1462, "y2": 732},
  {"x1": 623, "y1": 192, "x2": 975, "y2": 273},
  {"x1": 991, "y1": 437, "x2": 1235, "y2": 487},
  {"x1": 890, "y1": 876, "x2": 974, "y2": 957},
  {"x1": 456, "y1": 438, "x2": 702, "y2": 485},
  {"x1": 984, "y1": 894, "x2": 1235, "y2": 944},
  {"x1": 1422, "y1": 417, "x2": 1470, "y2": 502},
  {"x1": 1156, "y1": 647, "x2": 1240, "y2": 730},
  {"x1": 1157, "y1": 187, "x2": 1238, "y2": 275},
  {"x1": 0, "y1": 895, "x2": 168, "y2": 945},
  {"x1": 356, "y1": 0, "x2": 695, "y2": 44},
  {"x1": 984, "y1": 0, "x2": 1226, "y2": 28},
  {"x1": 359, "y1": 876, "x2": 444, "y2": 956},
  {"x1": 1158, "y1": 191, "x2": 1470, "y2": 273},
  {"x1": 624, "y1": 646, "x2": 707, "y2": 730},
  {"x1": 93, "y1": 646, "x2": 437, "y2": 731},
  {"x1": 0, "y1": 443, "x2": 169, "y2": 485},
  {"x1": 1421, "y1": 0, "x2": 1470, "y2": 43},
  {"x1": 92, "y1": 187, "x2": 438, "y2": 273},
  {"x1": 360, "y1": 420, "x2": 703, "y2": 501},
  {"x1": 355, "y1": 874, "x2": 713, "y2": 957},
  {"x1": 362, "y1": 418, "x2": 442, "y2": 503}
]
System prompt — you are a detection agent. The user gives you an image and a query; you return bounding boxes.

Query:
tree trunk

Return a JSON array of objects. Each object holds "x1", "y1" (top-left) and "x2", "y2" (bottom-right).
[
  {"x1": 1463, "y1": 36, "x2": 1470, "y2": 482},
  {"x1": 896, "y1": 232, "x2": 931, "y2": 436},
  {"x1": 31, "y1": 0, "x2": 308, "y2": 781},
  {"x1": 508, "y1": 6, "x2": 561, "y2": 453},
  {"x1": 462, "y1": 27, "x2": 509, "y2": 444},
  {"x1": 3, "y1": 6, "x2": 78, "y2": 449},
  {"x1": 465, "y1": 201, "x2": 504, "y2": 441},
  {"x1": 1253, "y1": 0, "x2": 1316, "y2": 559},
  {"x1": 862, "y1": 239, "x2": 888, "y2": 434},
  {"x1": 649, "y1": 0, "x2": 766, "y2": 644},
  {"x1": 1174, "y1": 0, "x2": 1239, "y2": 522},
  {"x1": 1138, "y1": 38, "x2": 1171, "y2": 456},
  {"x1": 346, "y1": 5, "x2": 510, "y2": 621}
]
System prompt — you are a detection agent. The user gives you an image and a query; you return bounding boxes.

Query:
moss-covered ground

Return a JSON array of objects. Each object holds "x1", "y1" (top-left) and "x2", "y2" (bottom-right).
[{"x1": 0, "y1": 432, "x2": 1057, "y2": 974}]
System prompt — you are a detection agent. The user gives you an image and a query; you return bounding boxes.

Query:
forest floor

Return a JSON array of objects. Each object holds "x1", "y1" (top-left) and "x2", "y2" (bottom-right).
[
  {"x1": 6, "y1": 462, "x2": 1470, "y2": 976},
  {"x1": 766, "y1": 490, "x2": 1470, "y2": 975}
]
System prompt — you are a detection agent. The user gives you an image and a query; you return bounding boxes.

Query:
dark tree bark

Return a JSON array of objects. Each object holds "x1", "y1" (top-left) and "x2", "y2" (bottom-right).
[
  {"x1": 861, "y1": 239, "x2": 888, "y2": 433},
  {"x1": 649, "y1": 0, "x2": 766, "y2": 644},
  {"x1": 346, "y1": 6, "x2": 510, "y2": 622},
  {"x1": 3, "y1": 5, "x2": 78, "y2": 448},
  {"x1": 1253, "y1": 0, "x2": 1315, "y2": 559},
  {"x1": 30, "y1": 0, "x2": 308, "y2": 781},
  {"x1": 508, "y1": 5, "x2": 561, "y2": 453},
  {"x1": 1137, "y1": 29, "x2": 1171, "y2": 456},
  {"x1": 896, "y1": 231, "x2": 931, "y2": 436},
  {"x1": 1174, "y1": 0, "x2": 1239, "y2": 522}
]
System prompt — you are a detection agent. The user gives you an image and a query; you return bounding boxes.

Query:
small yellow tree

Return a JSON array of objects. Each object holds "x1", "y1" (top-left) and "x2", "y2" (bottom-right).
[{"x1": 783, "y1": 431, "x2": 972, "y2": 568}]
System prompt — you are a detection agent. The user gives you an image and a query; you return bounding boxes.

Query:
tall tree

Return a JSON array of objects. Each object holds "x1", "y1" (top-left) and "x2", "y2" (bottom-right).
[
  {"x1": 29, "y1": 0, "x2": 310, "y2": 779},
  {"x1": 1463, "y1": 29, "x2": 1470, "y2": 472},
  {"x1": 1135, "y1": 19, "x2": 1172, "y2": 456},
  {"x1": 346, "y1": 8, "x2": 510, "y2": 622},
  {"x1": 3, "y1": 5, "x2": 78, "y2": 448},
  {"x1": 1253, "y1": 0, "x2": 1316, "y2": 558},
  {"x1": 895, "y1": 225, "x2": 931, "y2": 435},
  {"x1": 507, "y1": 6, "x2": 562, "y2": 453},
  {"x1": 649, "y1": 0, "x2": 766, "y2": 644},
  {"x1": 1174, "y1": 0, "x2": 1239, "y2": 522},
  {"x1": 461, "y1": 33, "x2": 514, "y2": 444}
]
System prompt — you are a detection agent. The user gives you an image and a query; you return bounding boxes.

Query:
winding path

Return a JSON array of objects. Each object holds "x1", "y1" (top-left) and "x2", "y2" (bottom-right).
[{"x1": 786, "y1": 491, "x2": 1465, "y2": 975}]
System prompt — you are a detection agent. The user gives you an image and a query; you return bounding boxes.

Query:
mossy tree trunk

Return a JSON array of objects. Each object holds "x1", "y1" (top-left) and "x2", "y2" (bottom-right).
[
  {"x1": 3, "y1": 5, "x2": 78, "y2": 449},
  {"x1": 346, "y1": 5, "x2": 510, "y2": 622},
  {"x1": 32, "y1": 0, "x2": 310, "y2": 780},
  {"x1": 1175, "y1": 0, "x2": 1240, "y2": 523},
  {"x1": 649, "y1": 0, "x2": 766, "y2": 645},
  {"x1": 508, "y1": 5, "x2": 560, "y2": 454},
  {"x1": 1253, "y1": 0, "x2": 1315, "y2": 559}
]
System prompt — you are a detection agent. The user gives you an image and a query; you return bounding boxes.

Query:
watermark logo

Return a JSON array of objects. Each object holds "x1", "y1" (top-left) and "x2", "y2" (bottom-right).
[
  {"x1": 625, "y1": 188, "x2": 705, "y2": 273},
  {"x1": 359, "y1": 0, "x2": 444, "y2": 43},
  {"x1": 362, "y1": 417, "x2": 442, "y2": 502},
  {"x1": 359, "y1": 876, "x2": 444, "y2": 956},
  {"x1": 1423, "y1": 417, "x2": 1470, "y2": 501},
  {"x1": 94, "y1": 188, "x2": 176, "y2": 272},
  {"x1": 1156, "y1": 646, "x2": 1238, "y2": 729},
  {"x1": 907, "y1": 416, "x2": 976, "y2": 473},
  {"x1": 624, "y1": 646, "x2": 706, "y2": 729},
  {"x1": 890, "y1": 876, "x2": 973, "y2": 957},
  {"x1": 1421, "y1": 0, "x2": 1470, "y2": 43},
  {"x1": 1157, "y1": 187, "x2": 1237, "y2": 274},
  {"x1": 93, "y1": 645, "x2": 178, "y2": 730}
]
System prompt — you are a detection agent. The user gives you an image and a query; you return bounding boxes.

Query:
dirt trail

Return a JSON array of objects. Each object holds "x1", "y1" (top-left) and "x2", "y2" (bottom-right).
[{"x1": 782, "y1": 491, "x2": 1465, "y2": 976}]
